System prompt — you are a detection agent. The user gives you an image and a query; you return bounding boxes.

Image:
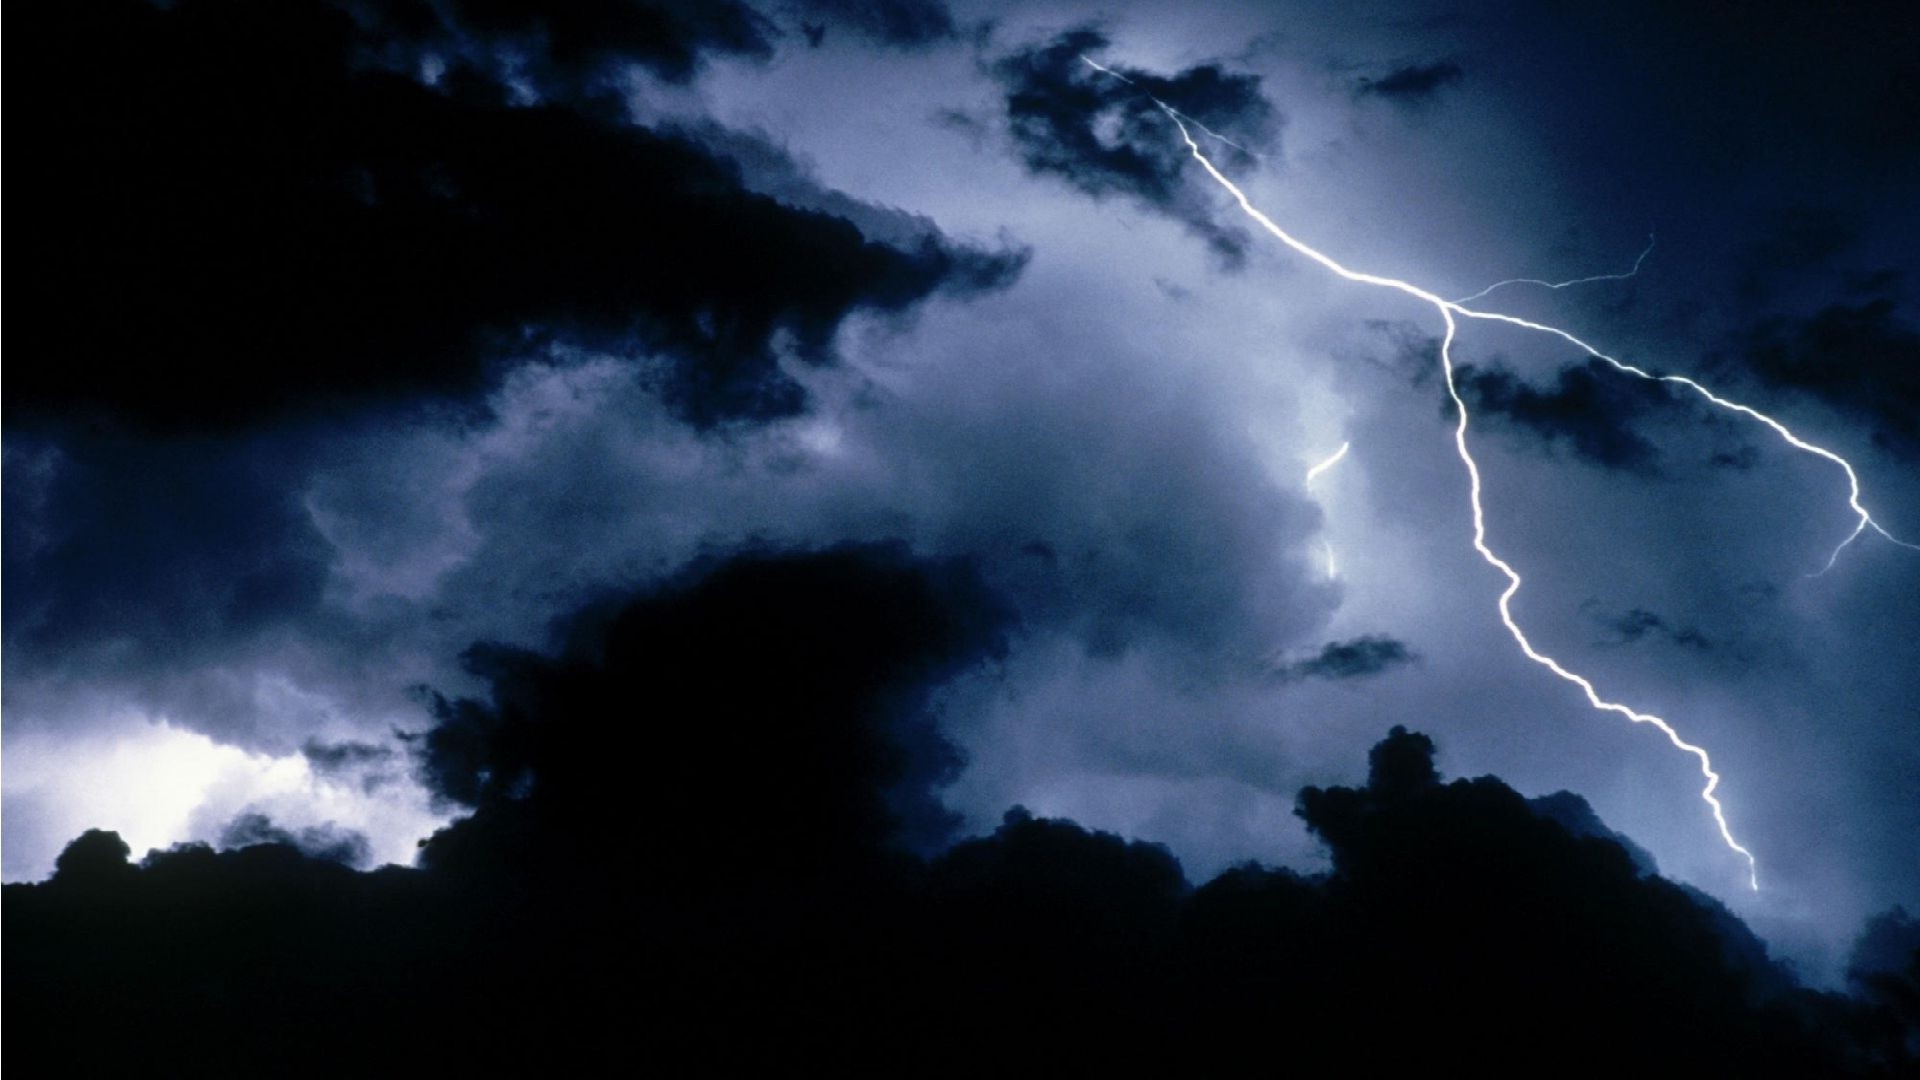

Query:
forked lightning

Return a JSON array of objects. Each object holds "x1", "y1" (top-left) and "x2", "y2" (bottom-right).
[{"x1": 1084, "y1": 55, "x2": 1920, "y2": 890}]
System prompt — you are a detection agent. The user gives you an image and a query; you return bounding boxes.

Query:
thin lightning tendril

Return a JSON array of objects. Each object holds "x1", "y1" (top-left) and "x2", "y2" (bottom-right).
[
  {"x1": 1306, "y1": 442, "x2": 1351, "y2": 579},
  {"x1": 1451, "y1": 233, "x2": 1656, "y2": 305},
  {"x1": 1080, "y1": 61, "x2": 1800, "y2": 888},
  {"x1": 1080, "y1": 56, "x2": 1264, "y2": 160},
  {"x1": 1305, "y1": 440, "x2": 1352, "y2": 486}
]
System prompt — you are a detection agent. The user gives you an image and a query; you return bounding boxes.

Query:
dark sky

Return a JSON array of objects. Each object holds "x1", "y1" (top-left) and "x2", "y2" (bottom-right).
[{"x1": 6, "y1": 0, "x2": 1919, "y2": 1011}]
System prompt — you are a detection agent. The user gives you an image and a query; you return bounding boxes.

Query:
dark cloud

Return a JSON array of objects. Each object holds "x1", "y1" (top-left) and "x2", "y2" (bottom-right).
[
  {"x1": 49, "y1": 829, "x2": 137, "y2": 887},
  {"x1": 1846, "y1": 908, "x2": 1920, "y2": 1059},
  {"x1": 302, "y1": 737, "x2": 407, "y2": 794},
  {"x1": 676, "y1": 116, "x2": 1032, "y2": 268},
  {"x1": 1, "y1": 432, "x2": 331, "y2": 680},
  {"x1": 408, "y1": 544, "x2": 1011, "y2": 870},
  {"x1": 1528, "y1": 790, "x2": 1659, "y2": 876},
  {"x1": 9, "y1": 0, "x2": 1019, "y2": 432},
  {"x1": 421, "y1": 0, "x2": 776, "y2": 88},
  {"x1": 218, "y1": 813, "x2": 372, "y2": 867},
  {"x1": 1271, "y1": 635, "x2": 1415, "y2": 683},
  {"x1": 8, "y1": 701, "x2": 1905, "y2": 1071},
  {"x1": 8, "y1": 3, "x2": 1920, "y2": 1067},
  {"x1": 3, "y1": 0, "x2": 1025, "y2": 748},
  {"x1": 1735, "y1": 206, "x2": 1857, "y2": 304},
  {"x1": 1363, "y1": 317, "x2": 1445, "y2": 386},
  {"x1": 1852, "y1": 907, "x2": 1920, "y2": 983},
  {"x1": 1585, "y1": 603, "x2": 1714, "y2": 651},
  {"x1": 787, "y1": 0, "x2": 954, "y2": 48},
  {"x1": 301, "y1": 738, "x2": 398, "y2": 776},
  {"x1": 1453, "y1": 359, "x2": 1676, "y2": 473},
  {"x1": 989, "y1": 29, "x2": 1278, "y2": 265},
  {"x1": 1355, "y1": 60, "x2": 1464, "y2": 102},
  {"x1": 1742, "y1": 298, "x2": 1920, "y2": 458}
]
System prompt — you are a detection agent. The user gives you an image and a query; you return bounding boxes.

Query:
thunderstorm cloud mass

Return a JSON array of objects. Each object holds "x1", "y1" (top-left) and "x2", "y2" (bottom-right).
[{"x1": 6, "y1": 0, "x2": 1920, "y2": 1071}]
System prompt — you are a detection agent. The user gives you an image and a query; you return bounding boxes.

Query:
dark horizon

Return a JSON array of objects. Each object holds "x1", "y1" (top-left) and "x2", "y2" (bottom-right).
[{"x1": 9, "y1": 545, "x2": 1916, "y2": 1071}]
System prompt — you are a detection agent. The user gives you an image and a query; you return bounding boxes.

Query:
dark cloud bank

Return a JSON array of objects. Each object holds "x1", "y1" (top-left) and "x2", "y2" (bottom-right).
[
  {"x1": 9, "y1": 0, "x2": 1017, "y2": 432},
  {"x1": 8, "y1": 548, "x2": 1916, "y2": 1073},
  {"x1": 4, "y1": 0, "x2": 1018, "y2": 712}
]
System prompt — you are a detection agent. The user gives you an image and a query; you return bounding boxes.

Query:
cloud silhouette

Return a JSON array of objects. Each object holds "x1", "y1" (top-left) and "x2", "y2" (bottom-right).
[{"x1": 7, "y1": 576, "x2": 1908, "y2": 1075}]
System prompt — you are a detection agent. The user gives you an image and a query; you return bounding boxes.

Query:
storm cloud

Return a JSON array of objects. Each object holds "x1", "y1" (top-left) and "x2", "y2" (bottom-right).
[{"x1": 7, "y1": 0, "x2": 1920, "y2": 1056}]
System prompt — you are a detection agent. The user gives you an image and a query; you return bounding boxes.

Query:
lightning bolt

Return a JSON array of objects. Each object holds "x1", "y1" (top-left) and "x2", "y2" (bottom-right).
[
  {"x1": 1452, "y1": 233, "x2": 1656, "y2": 305},
  {"x1": 1306, "y1": 441, "x2": 1351, "y2": 579},
  {"x1": 1073, "y1": 58, "x2": 1920, "y2": 890},
  {"x1": 1082, "y1": 55, "x2": 1920, "y2": 890},
  {"x1": 1158, "y1": 110, "x2": 1762, "y2": 889},
  {"x1": 1085, "y1": 56, "x2": 1915, "y2": 571}
]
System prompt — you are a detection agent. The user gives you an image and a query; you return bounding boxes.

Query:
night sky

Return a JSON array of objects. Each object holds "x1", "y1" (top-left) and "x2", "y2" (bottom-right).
[{"x1": 7, "y1": 0, "x2": 1920, "y2": 1069}]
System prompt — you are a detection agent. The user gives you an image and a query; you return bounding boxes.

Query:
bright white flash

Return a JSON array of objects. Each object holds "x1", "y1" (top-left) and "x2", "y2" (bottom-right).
[{"x1": 1451, "y1": 233, "x2": 1656, "y2": 305}]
